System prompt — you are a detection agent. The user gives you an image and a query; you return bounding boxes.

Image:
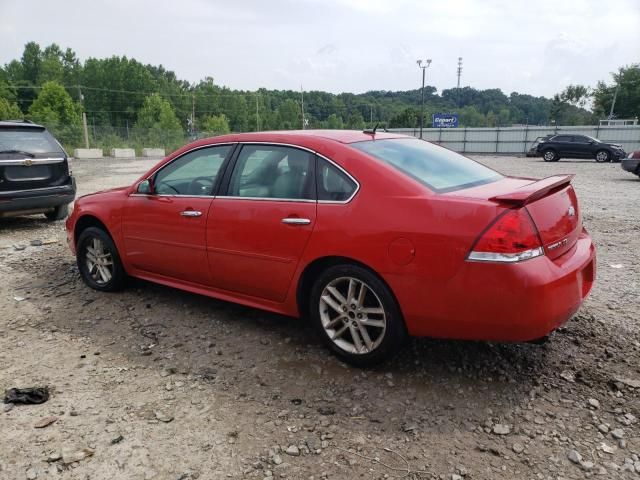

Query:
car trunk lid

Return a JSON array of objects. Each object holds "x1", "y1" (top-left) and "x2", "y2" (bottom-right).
[
  {"x1": 448, "y1": 175, "x2": 582, "y2": 260},
  {"x1": 0, "y1": 155, "x2": 69, "y2": 192}
]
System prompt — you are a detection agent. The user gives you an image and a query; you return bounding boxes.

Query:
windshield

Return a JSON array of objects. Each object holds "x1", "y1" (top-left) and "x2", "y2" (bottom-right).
[
  {"x1": 352, "y1": 138, "x2": 502, "y2": 192},
  {"x1": 0, "y1": 127, "x2": 65, "y2": 155}
]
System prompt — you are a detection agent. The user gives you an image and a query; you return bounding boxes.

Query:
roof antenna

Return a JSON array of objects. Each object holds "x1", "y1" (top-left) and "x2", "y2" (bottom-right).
[{"x1": 363, "y1": 122, "x2": 379, "y2": 135}]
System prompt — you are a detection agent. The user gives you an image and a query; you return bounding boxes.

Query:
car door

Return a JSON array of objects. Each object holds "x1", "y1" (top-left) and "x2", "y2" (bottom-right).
[
  {"x1": 571, "y1": 135, "x2": 593, "y2": 158},
  {"x1": 551, "y1": 135, "x2": 573, "y2": 157},
  {"x1": 206, "y1": 144, "x2": 317, "y2": 302},
  {"x1": 122, "y1": 144, "x2": 234, "y2": 285}
]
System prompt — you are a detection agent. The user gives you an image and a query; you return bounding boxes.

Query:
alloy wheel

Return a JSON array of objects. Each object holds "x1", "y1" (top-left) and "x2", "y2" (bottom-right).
[
  {"x1": 319, "y1": 276, "x2": 387, "y2": 355},
  {"x1": 544, "y1": 151, "x2": 555, "y2": 161},
  {"x1": 84, "y1": 237, "x2": 114, "y2": 285},
  {"x1": 596, "y1": 151, "x2": 609, "y2": 162}
]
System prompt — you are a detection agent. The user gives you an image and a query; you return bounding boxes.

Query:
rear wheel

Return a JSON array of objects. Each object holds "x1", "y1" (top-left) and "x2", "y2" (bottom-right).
[
  {"x1": 595, "y1": 150, "x2": 610, "y2": 163},
  {"x1": 44, "y1": 204, "x2": 69, "y2": 221},
  {"x1": 309, "y1": 264, "x2": 406, "y2": 367},
  {"x1": 542, "y1": 149, "x2": 558, "y2": 162},
  {"x1": 77, "y1": 227, "x2": 126, "y2": 292}
]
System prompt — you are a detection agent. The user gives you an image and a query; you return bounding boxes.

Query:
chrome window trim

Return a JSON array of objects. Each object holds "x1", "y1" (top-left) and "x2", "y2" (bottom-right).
[
  {"x1": 0, "y1": 157, "x2": 65, "y2": 166},
  {"x1": 215, "y1": 195, "x2": 316, "y2": 203},
  {"x1": 224, "y1": 141, "x2": 360, "y2": 204},
  {"x1": 129, "y1": 193, "x2": 216, "y2": 199}
]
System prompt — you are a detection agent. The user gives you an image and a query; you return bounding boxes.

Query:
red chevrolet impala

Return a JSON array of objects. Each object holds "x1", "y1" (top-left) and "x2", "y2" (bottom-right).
[{"x1": 66, "y1": 130, "x2": 595, "y2": 365}]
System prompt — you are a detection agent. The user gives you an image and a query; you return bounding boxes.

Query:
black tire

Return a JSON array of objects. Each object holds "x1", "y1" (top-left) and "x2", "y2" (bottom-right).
[
  {"x1": 309, "y1": 264, "x2": 407, "y2": 367},
  {"x1": 76, "y1": 227, "x2": 126, "y2": 292},
  {"x1": 595, "y1": 150, "x2": 610, "y2": 163},
  {"x1": 44, "y1": 204, "x2": 69, "y2": 221},
  {"x1": 542, "y1": 149, "x2": 559, "y2": 162}
]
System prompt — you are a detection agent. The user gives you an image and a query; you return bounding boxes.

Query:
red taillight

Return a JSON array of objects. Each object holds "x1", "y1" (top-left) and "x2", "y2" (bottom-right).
[{"x1": 468, "y1": 208, "x2": 544, "y2": 263}]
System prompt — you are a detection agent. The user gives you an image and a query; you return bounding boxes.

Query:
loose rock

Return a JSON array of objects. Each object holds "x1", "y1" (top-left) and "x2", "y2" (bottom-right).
[{"x1": 492, "y1": 424, "x2": 511, "y2": 435}]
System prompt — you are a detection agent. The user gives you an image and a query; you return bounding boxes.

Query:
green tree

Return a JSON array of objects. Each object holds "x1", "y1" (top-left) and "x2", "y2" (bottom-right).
[
  {"x1": 593, "y1": 64, "x2": 640, "y2": 119},
  {"x1": 29, "y1": 81, "x2": 82, "y2": 145},
  {"x1": 0, "y1": 98, "x2": 22, "y2": 119},
  {"x1": 200, "y1": 113, "x2": 230, "y2": 134},
  {"x1": 326, "y1": 113, "x2": 344, "y2": 129},
  {"x1": 134, "y1": 93, "x2": 184, "y2": 151},
  {"x1": 278, "y1": 99, "x2": 300, "y2": 129},
  {"x1": 346, "y1": 111, "x2": 365, "y2": 129}
]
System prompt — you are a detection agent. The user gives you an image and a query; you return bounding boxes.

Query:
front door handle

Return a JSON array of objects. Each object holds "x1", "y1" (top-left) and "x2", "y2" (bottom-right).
[
  {"x1": 282, "y1": 217, "x2": 311, "y2": 225},
  {"x1": 180, "y1": 210, "x2": 202, "y2": 217}
]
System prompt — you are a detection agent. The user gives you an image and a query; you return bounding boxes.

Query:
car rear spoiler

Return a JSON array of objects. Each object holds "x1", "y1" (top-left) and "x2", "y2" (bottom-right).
[{"x1": 490, "y1": 174, "x2": 574, "y2": 206}]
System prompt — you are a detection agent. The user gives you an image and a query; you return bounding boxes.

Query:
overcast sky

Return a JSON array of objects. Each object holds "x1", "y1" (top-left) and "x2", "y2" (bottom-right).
[{"x1": 1, "y1": 0, "x2": 639, "y2": 98}]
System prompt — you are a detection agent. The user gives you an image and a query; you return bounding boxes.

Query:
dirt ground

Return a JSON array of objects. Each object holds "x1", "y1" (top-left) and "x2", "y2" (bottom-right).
[{"x1": 1, "y1": 154, "x2": 639, "y2": 480}]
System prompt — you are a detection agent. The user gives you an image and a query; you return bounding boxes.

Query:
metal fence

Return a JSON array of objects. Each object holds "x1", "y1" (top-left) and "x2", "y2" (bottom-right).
[{"x1": 388, "y1": 125, "x2": 640, "y2": 154}]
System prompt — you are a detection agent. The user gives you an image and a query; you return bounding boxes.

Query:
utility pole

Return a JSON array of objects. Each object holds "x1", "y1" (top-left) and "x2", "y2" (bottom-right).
[
  {"x1": 256, "y1": 93, "x2": 260, "y2": 132},
  {"x1": 608, "y1": 82, "x2": 620, "y2": 119},
  {"x1": 77, "y1": 85, "x2": 89, "y2": 148},
  {"x1": 456, "y1": 57, "x2": 463, "y2": 108},
  {"x1": 300, "y1": 85, "x2": 305, "y2": 130},
  {"x1": 416, "y1": 59, "x2": 432, "y2": 139},
  {"x1": 191, "y1": 94, "x2": 195, "y2": 136}
]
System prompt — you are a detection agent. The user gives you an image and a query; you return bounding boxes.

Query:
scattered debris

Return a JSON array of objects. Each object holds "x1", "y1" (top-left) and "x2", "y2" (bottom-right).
[
  {"x1": 34, "y1": 416, "x2": 58, "y2": 429},
  {"x1": 4, "y1": 387, "x2": 49, "y2": 405},
  {"x1": 61, "y1": 447, "x2": 94, "y2": 465}
]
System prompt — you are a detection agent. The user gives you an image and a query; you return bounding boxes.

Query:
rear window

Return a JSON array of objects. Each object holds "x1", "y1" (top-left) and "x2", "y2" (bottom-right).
[
  {"x1": 0, "y1": 127, "x2": 64, "y2": 155},
  {"x1": 352, "y1": 138, "x2": 502, "y2": 192}
]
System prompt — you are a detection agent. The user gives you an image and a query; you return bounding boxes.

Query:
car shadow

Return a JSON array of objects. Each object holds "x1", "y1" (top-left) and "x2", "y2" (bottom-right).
[{"x1": 0, "y1": 215, "x2": 59, "y2": 234}]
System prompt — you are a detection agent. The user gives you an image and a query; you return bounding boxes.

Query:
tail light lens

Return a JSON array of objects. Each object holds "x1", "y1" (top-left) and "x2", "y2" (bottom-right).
[{"x1": 468, "y1": 208, "x2": 544, "y2": 263}]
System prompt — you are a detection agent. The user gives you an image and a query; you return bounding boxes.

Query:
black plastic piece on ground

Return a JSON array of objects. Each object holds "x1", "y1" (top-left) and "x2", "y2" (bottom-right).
[{"x1": 3, "y1": 386, "x2": 50, "y2": 404}]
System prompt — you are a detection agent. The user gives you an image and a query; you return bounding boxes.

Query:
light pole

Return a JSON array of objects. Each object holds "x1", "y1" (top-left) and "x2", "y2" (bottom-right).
[{"x1": 416, "y1": 59, "x2": 432, "y2": 139}]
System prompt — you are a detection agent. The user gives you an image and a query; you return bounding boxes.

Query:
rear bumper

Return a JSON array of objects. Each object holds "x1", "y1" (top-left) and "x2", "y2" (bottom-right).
[
  {"x1": 393, "y1": 231, "x2": 596, "y2": 342},
  {"x1": 0, "y1": 177, "x2": 76, "y2": 215}
]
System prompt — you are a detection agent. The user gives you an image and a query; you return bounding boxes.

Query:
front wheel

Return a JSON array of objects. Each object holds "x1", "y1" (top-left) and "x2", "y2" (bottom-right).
[
  {"x1": 77, "y1": 227, "x2": 126, "y2": 292},
  {"x1": 309, "y1": 264, "x2": 406, "y2": 367},
  {"x1": 595, "y1": 150, "x2": 610, "y2": 163}
]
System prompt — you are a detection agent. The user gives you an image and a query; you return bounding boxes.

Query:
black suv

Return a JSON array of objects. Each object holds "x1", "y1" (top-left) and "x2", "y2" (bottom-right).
[
  {"x1": 0, "y1": 120, "x2": 76, "y2": 220},
  {"x1": 535, "y1": 134, "x2": 627, "y2": 163}
]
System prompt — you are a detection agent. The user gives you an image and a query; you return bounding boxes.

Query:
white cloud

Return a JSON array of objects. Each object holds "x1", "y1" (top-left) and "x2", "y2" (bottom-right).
[{"x1": 0, "y1": 0, "x2": 638, "y2": 97}]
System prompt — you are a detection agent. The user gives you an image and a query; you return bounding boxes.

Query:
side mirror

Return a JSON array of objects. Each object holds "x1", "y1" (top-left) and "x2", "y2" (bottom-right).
[
  {"x1": 588, "y1": 140, "x2": 594, "y2": 144},
  {"x1": 137, "y1": 179, "x2": 154, "y2": 194}
]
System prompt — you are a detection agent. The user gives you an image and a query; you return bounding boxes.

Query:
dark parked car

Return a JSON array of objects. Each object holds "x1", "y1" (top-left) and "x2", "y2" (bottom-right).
[
  {"x1": 536, "y1": 134, "x2": 626, "y2": 163},
  {"x1": 621, "y1": 150, "x2": 640, "y2": 177},
  {"x1": 0, "y1": 120, "x2": 76, "y2": 220},
  {"x1": 526, "y1": 135, "x2": 553, "y2": 157}
]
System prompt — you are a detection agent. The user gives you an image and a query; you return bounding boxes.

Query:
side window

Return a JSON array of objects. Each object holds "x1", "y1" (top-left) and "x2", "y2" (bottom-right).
[
  {"x1": 154, "y1": 145, "x2": 231, "y2": 195},
  {"x1": 227, "y1": 145, "x2": 314, "y2": 200},
  {"x1": 553, "y1": 135, "x2": 571, "y2": 142},
  {"x1": 573, "y1": 136, "x2": 588, "y2": 144},
  {"x1": 316, "y1": 157, "x2": 358, "y2": 202}
]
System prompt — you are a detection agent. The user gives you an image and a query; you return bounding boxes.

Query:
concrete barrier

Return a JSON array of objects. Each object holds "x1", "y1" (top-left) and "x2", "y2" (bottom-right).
[
  {"x1": 142, "y1": 148, "x2": 165, "y2": 158},
  {"x1": 73, "y1": 148, "x2": 103, "y2": 159},
  {"x1": 110, "y1": 148, "x2": 136, "y2": 158}
]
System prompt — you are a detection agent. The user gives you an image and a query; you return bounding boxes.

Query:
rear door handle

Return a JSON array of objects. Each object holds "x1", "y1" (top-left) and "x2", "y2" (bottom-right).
[
  {"x1": 282, "y1": 217, "x2": 311, "y2": 225},
  {"x1": 180, "y1": 210, "x2": 202, "y2": 217}
]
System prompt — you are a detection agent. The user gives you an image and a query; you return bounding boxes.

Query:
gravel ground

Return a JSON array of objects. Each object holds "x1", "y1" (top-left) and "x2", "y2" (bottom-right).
[{"x1": 0, "y1": 154, "x2": 639, "y2": 480}]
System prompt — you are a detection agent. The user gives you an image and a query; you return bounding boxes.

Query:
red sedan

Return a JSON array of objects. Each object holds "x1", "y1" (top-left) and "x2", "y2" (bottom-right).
[{"x1": 66, "y1": 130, "x2": 596, "y2": 366}]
